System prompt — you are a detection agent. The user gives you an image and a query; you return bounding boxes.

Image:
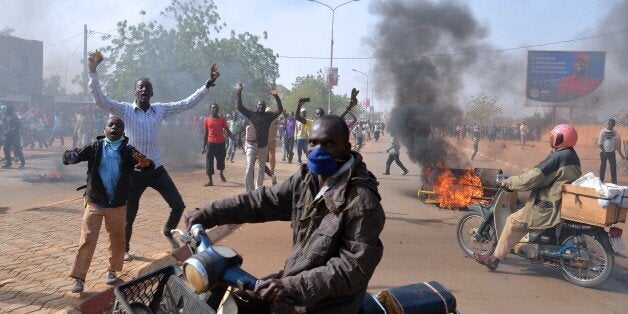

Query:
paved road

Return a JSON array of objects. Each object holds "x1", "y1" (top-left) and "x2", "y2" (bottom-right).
[
  {"x1": 216, "y1": 136, "x2": 627, "y2": 314},
  {"x1": 0, "y1": 134, "x2": 626, "y2": 313}
]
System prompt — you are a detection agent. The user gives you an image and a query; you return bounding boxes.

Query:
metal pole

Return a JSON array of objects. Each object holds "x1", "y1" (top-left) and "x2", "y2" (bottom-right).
[
  {"x1": 352, "y1": 68, "x2": 368, "y2": 112},
  {"x1": 309, "y1": 0, "x2": 359, "y2": 114},
  {"x1": 83, "y1": 24, "x2": 88, "y2": 95},
  {"x1": 328, "y1": 11, "x2": 334, "y2": 114}
]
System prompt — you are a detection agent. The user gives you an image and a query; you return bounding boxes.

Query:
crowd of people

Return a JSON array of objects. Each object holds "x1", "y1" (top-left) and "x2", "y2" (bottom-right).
[
  {"x1": 32, "y1": 51, "x2": 388, "y2": 313},
  {"x1": 8, "y1": 49, "x2": 624, "y2": 312},
  {"x1": 0, "y1": 103, "x2": 119, "y2": 168},
  {"x1": 444, "y1": 123, "x2": 541, "y2": 143}
]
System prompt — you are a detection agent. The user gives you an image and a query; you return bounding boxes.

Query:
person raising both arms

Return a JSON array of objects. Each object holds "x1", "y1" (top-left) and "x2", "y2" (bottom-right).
[{"x1": 87, "y1": 50, "x2": 220, "y2": 259}]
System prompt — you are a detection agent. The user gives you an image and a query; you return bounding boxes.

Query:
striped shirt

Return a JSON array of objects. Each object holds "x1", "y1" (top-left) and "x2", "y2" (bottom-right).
[{"x1": 89, "y1": 73, "x2": 209, "y2": 167}]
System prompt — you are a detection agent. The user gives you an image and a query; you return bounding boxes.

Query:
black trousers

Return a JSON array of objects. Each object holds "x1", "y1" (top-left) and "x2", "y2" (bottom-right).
[
  {"x1": 386, "y1": 153, "x2": 408, "y2": 173},
  {"x1": 599, "y1": 151, "x2": 617, "y2": 184},
  {"x1": 205, "y1": 142, "x2": 226, "y2": 176},
  {"x1": 125, "y1": 166, "x2": 185, "y2": 252},
  {"x1": 2, "y1": 135, "x2": 25, "y2": 165}
]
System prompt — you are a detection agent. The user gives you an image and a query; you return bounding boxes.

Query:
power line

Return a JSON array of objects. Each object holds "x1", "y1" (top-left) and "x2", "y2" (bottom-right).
[
  {"x1": 51, "y1": 38, "x2": 83, "y2": 77},
  {"x1": 278, "y1": 28, "x2": 628, "y2": 60},
  {"x1": 44, "y1": 32, "x2": 83, "y2": 49}
]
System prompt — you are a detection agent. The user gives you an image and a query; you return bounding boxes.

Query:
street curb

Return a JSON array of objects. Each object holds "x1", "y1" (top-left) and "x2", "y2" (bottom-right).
[{"x1": 71, "y1": 224, "x2": 237, "y2": 313}]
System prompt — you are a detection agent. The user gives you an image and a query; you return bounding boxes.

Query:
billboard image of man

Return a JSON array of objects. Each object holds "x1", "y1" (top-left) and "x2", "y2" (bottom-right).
[{"x1": 555, "y1": 52, "x2": 601, "y2": 101}]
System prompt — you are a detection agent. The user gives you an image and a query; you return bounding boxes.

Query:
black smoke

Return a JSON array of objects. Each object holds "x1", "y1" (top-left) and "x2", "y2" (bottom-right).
[
  {"x1": 591, "y1": 1, "x2": 628, "y2": 121},
  {"x1": 368, "y1": 0, "x2": 491, "y2": 168}
]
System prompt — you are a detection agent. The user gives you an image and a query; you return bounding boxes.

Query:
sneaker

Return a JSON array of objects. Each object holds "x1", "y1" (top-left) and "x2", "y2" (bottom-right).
[
  {"x1": 71, "y1": 278, "x2": 84, "y2": 293},
  {"x1": 1, "y1": 164, "x2": 10, "y2": 169},
  {"x1": 105, "y1": 271, "x2": 118, "y2": 285},
  {"x1": 382, "y1": 172, "x2": 390, "y2": 175},
  {"x1": 165, "y1": 235, "x2": 180, "y2": 251},
  {"x1": 271, "y1": 174, "x2": 277, "y2": 185},
  {"x1": 403, "y1": 170, "x2": 409, "y2": 175},
  {"x1": 124, "y1": 252, "x2": 132, "y2": 261}
]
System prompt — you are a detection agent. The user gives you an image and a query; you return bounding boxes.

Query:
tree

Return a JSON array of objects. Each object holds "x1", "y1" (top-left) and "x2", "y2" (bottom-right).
[
  {"x1": 0, "y1": 27, "x2": 14, "y2": 36},
  {"x1": 465, "y1": 92, "x2": 502, "y2": 126},
  {"x1": 280, "y1": 73, "x2": 358, "y2": 116},
  {"x1": 96, "y1": 0, "x2": 278, "y2": 115},
  {"x1": 42, "y1": 75, "x2": 66, "y2": 95}
]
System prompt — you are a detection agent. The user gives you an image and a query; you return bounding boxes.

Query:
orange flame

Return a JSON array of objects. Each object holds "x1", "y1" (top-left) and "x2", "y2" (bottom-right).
[{"x1": 432, "y1": 166, "x2": 484, "y2": 209}]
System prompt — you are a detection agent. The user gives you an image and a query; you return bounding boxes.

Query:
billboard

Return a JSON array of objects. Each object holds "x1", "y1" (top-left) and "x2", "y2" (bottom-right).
[{"x1": 525, "y1": 50, "x2": 605, "y2": 108}]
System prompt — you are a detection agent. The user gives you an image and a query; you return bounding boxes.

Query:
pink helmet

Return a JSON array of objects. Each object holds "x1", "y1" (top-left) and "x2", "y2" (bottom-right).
[{"x1": 550, "y1": 124, "x2": 578, "y2": 148}]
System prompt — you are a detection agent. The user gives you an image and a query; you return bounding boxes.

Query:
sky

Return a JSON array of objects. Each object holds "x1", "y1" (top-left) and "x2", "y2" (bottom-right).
[{"x1": 0, "y1": 0, "x2": 620, "y2": 116}]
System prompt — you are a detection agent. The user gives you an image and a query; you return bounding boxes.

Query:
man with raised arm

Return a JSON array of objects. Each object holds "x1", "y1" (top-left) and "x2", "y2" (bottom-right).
[
  {"x1": 235, "y1": 83, "x2": 283, "y2": 191},
  {"x1": 88, "y1": 51, "x2": 220, "y2": 259}
]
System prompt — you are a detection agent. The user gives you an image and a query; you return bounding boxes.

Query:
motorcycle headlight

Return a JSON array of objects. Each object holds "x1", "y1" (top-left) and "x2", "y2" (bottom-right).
[{"x1": 183, "y1": 245, "x2": 239, "y2": 293}]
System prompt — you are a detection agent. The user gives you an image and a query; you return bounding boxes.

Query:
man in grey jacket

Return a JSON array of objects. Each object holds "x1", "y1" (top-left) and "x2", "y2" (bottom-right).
[{"x1": 185, "y1": 115, "x2": 385, "y2": 313}]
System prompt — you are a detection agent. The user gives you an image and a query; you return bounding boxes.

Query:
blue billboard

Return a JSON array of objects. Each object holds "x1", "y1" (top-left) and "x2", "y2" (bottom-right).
[{"x1": 526, "y1": 50, "x2": 605, "y2": 108}]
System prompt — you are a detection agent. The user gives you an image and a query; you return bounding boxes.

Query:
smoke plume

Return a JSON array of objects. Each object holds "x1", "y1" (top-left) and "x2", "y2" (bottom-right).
[
  {"x1": 591, "y1": 1, "x2": 628, "y2": 120},
  {"x1": 368, "y1": 0, "x2": 491, "y2": 168}
]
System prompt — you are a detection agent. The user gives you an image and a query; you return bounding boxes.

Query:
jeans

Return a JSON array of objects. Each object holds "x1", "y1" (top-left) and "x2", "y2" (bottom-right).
[
  {"x1": 125, "y1": 166, "x2": 185, "y2": 252},
  {"x1": 385, "y1": 154, "x2": 408, "y2": 174},
  {"x1": 599, "y1": 151, "x2": 617, "y2": 184},
  {"x1": 205, "y1": 142, "x2": 226, "y2": 176},
  {"x1": 2, "y1": 135, "x2": 25, "y2": 166},
  {"x1": 283, "y1": 137, "x2": 294, "y2": 163},
  {"x1": 226, "y1": 137, "x2": 235, "y2": 161},
  {"x1": 245, "y1": 143, "x2": 269, "y2": 191},
  {"x1": 69, "y1": 203, "x2": 126, "y2": 280},
  {"x1": 296, "y1": 139, "x2": 308, "y2": 163}
]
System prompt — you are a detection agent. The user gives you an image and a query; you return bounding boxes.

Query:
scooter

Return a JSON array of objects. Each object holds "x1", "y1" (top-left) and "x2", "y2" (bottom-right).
[
  {"x1": 114, "y1": 224, "x2": 461, "y2": 313},
  {"x1": 456, "y1": 175, "x2": 624, "y2": 287}
]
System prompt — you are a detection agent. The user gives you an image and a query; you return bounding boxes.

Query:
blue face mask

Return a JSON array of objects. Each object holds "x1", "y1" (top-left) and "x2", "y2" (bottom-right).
[{"x1": 307, "y1": 146, "x2": 339, "y2": 176}]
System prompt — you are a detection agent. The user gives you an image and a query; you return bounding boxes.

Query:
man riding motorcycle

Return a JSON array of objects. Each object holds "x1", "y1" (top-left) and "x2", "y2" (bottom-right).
[{"x1": 474, "y1": 124, "x2": 582, "y2": 271}]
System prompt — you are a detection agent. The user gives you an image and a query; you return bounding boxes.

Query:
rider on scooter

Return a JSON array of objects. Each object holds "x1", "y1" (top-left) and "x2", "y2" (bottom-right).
[
  {"x1": 184, "y1": 114, "x2": 386, "y2": 312},
  {"x1": 474, "y1": 124, "x2": 582, "y2": 271}
]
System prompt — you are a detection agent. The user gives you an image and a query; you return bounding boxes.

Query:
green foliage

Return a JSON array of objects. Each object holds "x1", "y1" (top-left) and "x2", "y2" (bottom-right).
[
  {"x1": 95, "y1": 0, "x2": 278, "y2": 115},
  {"x1": 279, "y1": 72, "x2": 358, "y2": 116},
  {"x1": 465, "y1": 92, "x2": 502, "y2": 126},
  {"x1": 42, "y1": 75, "x2": 66, "y2": 95}
]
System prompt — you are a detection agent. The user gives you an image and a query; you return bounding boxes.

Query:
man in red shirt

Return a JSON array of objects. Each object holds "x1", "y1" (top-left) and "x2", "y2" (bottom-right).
[
  {"x1": 202, "y1": 103, "x2": 235, "y2": 186},
  {"x1": 555, "y1": 52, "x2": 600, "y2": 101}
]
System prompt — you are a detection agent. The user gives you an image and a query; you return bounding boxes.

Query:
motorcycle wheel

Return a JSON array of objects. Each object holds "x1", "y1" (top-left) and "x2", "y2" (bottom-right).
[
  {"x1": 456, "y1": 212, "x2": 496, "y2": 258},
  {"x1": 558, "y1": 232, "x2": 614, "y2": 287}
]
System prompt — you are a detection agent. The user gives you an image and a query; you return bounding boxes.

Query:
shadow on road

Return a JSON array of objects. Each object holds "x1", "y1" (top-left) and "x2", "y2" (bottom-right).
[
  {"x1": 499, "y1": 257, "x2": 628, "y2": 294},
  {"x1": 386, "y1": 215, "x2": 456, "y2": 227},
  {"x1": 0, "y1": 207, "x2": 8, "y2": 214}
]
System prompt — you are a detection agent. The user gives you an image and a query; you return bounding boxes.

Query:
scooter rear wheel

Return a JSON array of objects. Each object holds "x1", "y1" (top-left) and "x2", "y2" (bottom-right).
[
  {"x1": 456, "y1": 212, "x2": 496, "y2": 258},
  {"x1": 558, "y1": 232, "x2": 614, "y2": 287}
]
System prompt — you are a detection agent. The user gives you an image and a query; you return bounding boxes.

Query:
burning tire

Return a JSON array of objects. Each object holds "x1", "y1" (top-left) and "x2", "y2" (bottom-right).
[{"x1": 456, "y1": 212, "x2": 496, "y2": 257}]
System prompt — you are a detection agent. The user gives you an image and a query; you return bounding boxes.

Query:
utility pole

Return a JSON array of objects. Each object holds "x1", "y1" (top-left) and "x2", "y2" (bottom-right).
[{"x1": 83, "y1": 24, "x2": 88, "y2": 95}]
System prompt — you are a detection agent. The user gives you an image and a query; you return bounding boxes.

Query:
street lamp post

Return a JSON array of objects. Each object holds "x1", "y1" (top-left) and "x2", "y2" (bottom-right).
[
  {"x1": 309, "y1": 0, "x2": 359, "y2": 114},
  {"x1": 351, "y1": 68, "x2": 368, "y2": 111}
]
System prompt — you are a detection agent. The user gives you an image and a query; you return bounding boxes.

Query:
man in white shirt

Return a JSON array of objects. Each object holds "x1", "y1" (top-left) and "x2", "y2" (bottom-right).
[
  {"x1": 598, "y1": 119, "x2": 626, "y2": 184},
  {"x1": 519, "y1": 123, "x2": 529, "y2": 148},
  {"x1": 88, "y1": 51, "x2": 219, "y2": 258}
]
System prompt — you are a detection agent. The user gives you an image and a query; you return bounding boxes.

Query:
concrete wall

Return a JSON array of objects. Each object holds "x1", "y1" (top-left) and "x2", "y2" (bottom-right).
[
  {"x1": 542, "y1": 124, "x2": 628, "y2": 148},
  {"x1": 0, "y1": 35, "x2": 43, "y2": 94}
]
